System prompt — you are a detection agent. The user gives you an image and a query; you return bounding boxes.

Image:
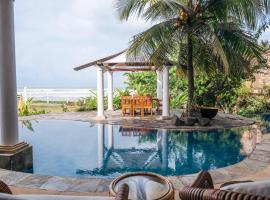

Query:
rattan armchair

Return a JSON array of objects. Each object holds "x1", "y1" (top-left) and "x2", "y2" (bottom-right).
[
  {"x1": 0, "y1": 180, "x2": 129, "y2": 200},
  {"x1": 0, "y1": 180, "x2": 12, "y2": 194},
  {"x1": 179, "y1": 171, "x2": 270, "y2": 200}
]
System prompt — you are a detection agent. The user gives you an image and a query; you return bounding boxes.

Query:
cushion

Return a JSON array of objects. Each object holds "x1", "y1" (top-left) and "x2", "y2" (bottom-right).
[
  {"x1": 220, "y1": 180, "x2": 270, "y2": 198},
  {"x1": 0, "y1": 193, "x2": 114, "y2": 200}
]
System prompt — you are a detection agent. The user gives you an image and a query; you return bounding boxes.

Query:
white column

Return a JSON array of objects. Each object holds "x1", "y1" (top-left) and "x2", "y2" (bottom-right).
[
  {"x1": 107, "y1": 71, "x2": 114, "y2": 111},
  {"x1": 156, "y1": 70, "x2": 163, "y2": 100},
  {"x1": 162, "y1": 66, "x2": 170, "y2": 118},
  {"x1": 0, "y1": 0, "x2": 19, "y2": 146},
  {"x1": 97, "y1": 124, "x2": 104, "y2": 168},
  {"x1": 108, "y1": 124, "x2": 114, "y2": 150},
  {"x1": 157, "y1": 129, "x2": 162, "y2": 151},
  {"x1": 161, "y1": 129, "x2": 168, "y2": 172},
  {"x1": 96, "y1": 66, "x2": 105, "y2": 119}
]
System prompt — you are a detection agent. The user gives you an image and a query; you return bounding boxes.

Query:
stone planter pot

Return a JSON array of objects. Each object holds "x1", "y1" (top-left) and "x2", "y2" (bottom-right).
[{"x1": 199, "y1": 107, "x2": 218, "y2": 119}]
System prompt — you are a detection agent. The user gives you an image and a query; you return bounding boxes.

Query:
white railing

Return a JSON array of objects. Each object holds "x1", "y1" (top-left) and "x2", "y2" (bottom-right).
[{"x1": 17, "y1": 87, "x2": 102, "y2": 103}]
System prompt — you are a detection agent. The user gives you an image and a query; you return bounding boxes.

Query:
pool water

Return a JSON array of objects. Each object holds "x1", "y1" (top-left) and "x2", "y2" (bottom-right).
[{"x1": 19, "y1": 120, "x2": 255, "y2": 178}]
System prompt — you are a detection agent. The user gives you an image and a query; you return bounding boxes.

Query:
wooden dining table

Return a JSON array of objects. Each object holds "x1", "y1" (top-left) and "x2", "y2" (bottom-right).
[{"x1": 121, "y1": 95, "x2": 155, "y2": 117}]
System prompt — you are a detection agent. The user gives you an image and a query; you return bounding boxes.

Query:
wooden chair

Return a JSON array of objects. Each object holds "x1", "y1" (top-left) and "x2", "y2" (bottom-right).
[
  {"x1": 143, "y1": 96, "x2": 153, "y2": 115},
  {"x1": 121, "y1": 96, "x2": 133, "y2": 116},
  {"x1": 179, "y1": 171, "x2": 269, "y2": 200},
  {"x1": 133, "y1": 96, "x2": 145, "y2": 117}
]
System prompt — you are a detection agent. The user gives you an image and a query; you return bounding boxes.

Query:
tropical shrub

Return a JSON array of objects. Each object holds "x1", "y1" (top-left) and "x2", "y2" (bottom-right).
[
  {"x1": 194, "y1": 74, "x2": 244, "y2": 113},
  {"x1": 113, "y1": 88, "x2": 130, "y2": 110},
  {"x1": 237, "y1": 96, "x2": 270, "y2": 117},
  {"x1": 124, "y1": 67, "x2": 188, "y2": 109},
  {"x1": 77, "y1": 96, "x2": 98, "y2": 111},
  {"x1": 125, "y1": 72, "x2": 156, "y2": 96},
  {"x1": 18, "y1": 98, "x2": 46, "y2": 116},
  {"x1": 171, "y1": 92, "x2": 188, "y2": 108}
]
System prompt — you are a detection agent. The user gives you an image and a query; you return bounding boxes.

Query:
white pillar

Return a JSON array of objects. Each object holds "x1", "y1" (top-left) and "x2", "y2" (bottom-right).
[
  {"x1": 156, "y1": 70, "x2": 163, "y2": 100},
  {"x1": 97, "y1": 124, "x2": 104, "y2": 168},
  {"x1": 162, "y1": 66, "x2": 170, "y2": 118},
  {"x1": 107, "y1": 71, "x2": 114, "y2": 111},
  {"x1": 0, "y1": 0, "x2": 19, "y2": 146},
  {"x1": 161, "y1": 129, "x2": 168, "y2": 172},
  {"x1": 96, "y1": 66, "x2": 105, "y2": 119},
  {"x1": 108, "y1": 124, "x2": 114, "y2": 150}
]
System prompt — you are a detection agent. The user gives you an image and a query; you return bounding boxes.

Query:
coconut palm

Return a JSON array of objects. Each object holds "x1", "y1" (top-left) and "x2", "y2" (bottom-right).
[{"x1": 115, "y1": 0, "x2": 269, "y2": 116}]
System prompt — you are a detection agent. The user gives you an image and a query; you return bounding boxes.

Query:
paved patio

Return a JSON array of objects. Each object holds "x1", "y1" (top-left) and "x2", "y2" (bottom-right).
[{"x1": 19, "y1": 110, "x2": 256, "y2": 131}]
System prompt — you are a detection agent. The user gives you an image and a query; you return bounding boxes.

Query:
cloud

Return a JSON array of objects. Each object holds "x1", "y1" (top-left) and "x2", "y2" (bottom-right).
[
  {"x1": 261, "y1": 29, "x2": 270, "y2": 41},
  {"x1": 14, "y1": 0, "x2": 150, "y2": 88}
]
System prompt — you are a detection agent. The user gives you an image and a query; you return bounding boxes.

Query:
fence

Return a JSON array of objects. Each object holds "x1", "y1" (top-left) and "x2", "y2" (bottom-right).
[{"x1": 17, "y1": 87, "x2": 100, "y2": 103}]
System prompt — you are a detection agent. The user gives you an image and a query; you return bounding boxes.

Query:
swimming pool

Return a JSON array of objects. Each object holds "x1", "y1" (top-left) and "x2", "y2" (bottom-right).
[{"x1": 19, "y1": 120, "x2": 256, "y2": 178}]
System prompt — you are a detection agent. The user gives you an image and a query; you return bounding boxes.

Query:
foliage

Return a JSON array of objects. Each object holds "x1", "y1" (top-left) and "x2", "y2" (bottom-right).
[
  {"x1": 113, "y1": 88, "x2": 130, "y2": 110},
  {"x1": 124, "y1": 68, "x2": 270, "y2": 115},
  {"x1": 262, "y1": 85, "x2": 270, "y2": 95},
  {"x1": 125, "y1": 72, "x2": 156, "y2": 96},
  {"x1": 194, "y1": 74, "x2": 243, "y2": 112},
  {"x1": 77, "y1": 88, "x2": 130, "y2": 111},
  {"x1": 124, "y1": 67, "x2": 188, "y2": 109},
  {"x1": 171, "y1": 92, "x2": 188, "y2": 109},
  {"x1": 22, "y1": 120, "x2": 34, "y2": 132},
  {"x1": 260, "y1": 40, "x2": 270, "y2": 51},
  {"x1": 115, "y1": 0, "x2": 270, "y2": 116},
  {"x1": 77, "y1": 96, "x2": 98, "y2": 111},
  {"x1": 237, "y1": 96, "x2": 270, "y2": 117},
  {"x1": 18, "y1": 98, "x2": 46, "y2": 116}
]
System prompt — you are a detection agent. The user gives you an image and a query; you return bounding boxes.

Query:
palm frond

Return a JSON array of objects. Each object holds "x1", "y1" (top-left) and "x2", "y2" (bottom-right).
[{"x1": 126, "y1": 18, "x2": 181, "y2": 66}]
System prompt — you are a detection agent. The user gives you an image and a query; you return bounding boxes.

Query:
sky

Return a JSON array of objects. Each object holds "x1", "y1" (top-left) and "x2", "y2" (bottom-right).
[
  {"x1": 14, "y1": 0, "x2": 270, "y2": 89},
  {"x1": 14, "y1": 0, "x2": 150, "y2": 88}
]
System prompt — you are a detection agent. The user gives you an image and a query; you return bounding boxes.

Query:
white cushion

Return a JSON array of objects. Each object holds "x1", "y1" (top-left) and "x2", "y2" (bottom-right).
[
  {"x1": 220, "y1": 180, "x2": 270, "y2": 198},
  {"x1": 0, "y1": 193, "x2": 114, "y2": 200}
]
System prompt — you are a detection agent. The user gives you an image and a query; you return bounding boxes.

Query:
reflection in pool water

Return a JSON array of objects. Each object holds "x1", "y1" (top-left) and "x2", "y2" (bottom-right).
[{"x1": 19, "y1": 120, "x2": 257, "y2": 178}]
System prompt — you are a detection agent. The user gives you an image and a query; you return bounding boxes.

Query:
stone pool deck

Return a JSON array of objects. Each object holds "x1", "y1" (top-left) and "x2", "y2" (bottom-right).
[
  {"x1": 19, "y1": 110, "x2": 256, "y2": 131},
  {"x1": 1, "y1": 111, "x2": 268, "y2": 198}
]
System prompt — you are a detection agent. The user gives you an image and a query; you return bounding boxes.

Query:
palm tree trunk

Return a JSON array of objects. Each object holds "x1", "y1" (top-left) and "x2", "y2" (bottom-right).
[
  {"x1": 186, "y1": 0, "x2": 195, "y2": 117},
  {"x1": 186, "y1": 31, "x2": 195, "y2": 117}
]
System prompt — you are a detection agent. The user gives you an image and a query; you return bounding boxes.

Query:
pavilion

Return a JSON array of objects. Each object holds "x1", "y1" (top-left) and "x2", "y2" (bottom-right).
[{"x1": 74, "y1": 50, "x2": 174, "y2": 119}]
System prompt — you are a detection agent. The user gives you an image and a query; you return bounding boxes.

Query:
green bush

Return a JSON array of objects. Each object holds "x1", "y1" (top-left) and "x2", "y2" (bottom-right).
[
  {"x1": 237, "y1": 96, "x2": 270, "y2": 117},
  {"x1": 77, "y1": 96, "x2": 98, "y2": 111},
  {"x1": 125, "y1": 72, "x2": 156, "y2": 96},
  {"x1": 18, "y1": 98, "x2": 46, "y2": 116},
  {"x1": 113, "y1": 88, "x2": 130, "y2": 110},
  {"x1": 124, "y1": 67, "x2": 188, "y2": 109},
  {"x1": 194, "y1": 74, "x2": 244, "y2": 113}
]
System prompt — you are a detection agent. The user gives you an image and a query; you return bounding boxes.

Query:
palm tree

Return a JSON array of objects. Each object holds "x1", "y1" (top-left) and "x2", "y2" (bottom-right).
[{"x1": 115, "y1": 0, "x2": 269, "y2": 116}]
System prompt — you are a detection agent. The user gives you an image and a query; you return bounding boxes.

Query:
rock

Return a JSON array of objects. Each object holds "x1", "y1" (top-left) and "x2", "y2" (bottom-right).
[
  {"x1": 171, "y1": 115, "x2": 185, "y2": 126},
  {"x1": 184, "y1": 117, "x2": 198, "y2": 126},
  {"x1": 198, "y1": 118, "x2": 211, "y2": 126}
]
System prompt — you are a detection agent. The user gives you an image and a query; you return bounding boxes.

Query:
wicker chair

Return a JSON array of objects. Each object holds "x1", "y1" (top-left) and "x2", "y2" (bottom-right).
[
  {"x1": 0, "y1": 180, "x2": 129, "y2": 200},
  {"x1": 179, "y1": 171, "x2": 270, "y2": 200}
]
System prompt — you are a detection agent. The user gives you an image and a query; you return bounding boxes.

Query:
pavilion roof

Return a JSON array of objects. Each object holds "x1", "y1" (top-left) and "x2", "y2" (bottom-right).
[{"x1": 74, "y1": 50, "x2": 174, "y2": 72}]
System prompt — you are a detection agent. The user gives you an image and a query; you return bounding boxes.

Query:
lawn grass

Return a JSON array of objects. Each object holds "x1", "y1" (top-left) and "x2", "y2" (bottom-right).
[{"x1": 31, "y1": 102, "x2": 80, "y2": 113}]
